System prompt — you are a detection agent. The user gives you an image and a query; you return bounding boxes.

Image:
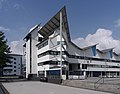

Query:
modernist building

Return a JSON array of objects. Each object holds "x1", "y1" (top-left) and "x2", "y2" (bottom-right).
[
  {"x1": 3, "y1": 54, "x2": 22, "y2": 76},
  {"x1": 24, "y1": 6, "x2": 120, "y2": 80}
]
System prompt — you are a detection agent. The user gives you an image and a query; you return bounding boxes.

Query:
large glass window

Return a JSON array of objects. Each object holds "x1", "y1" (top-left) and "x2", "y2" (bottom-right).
[
  {"x1": 38, "y1": 61, "x2": 68, "y2": 66},
  {"x1": 82, "y1": 64, "x2": 87, "y2": 69},
  {"x1": 38, "y1": 50, "x2": 66, "y2": 58},
  {"x1": 57, "y1": 41, "x2": 66, "y2": 45},
  {"x1": 78, "y1": 64, "x2": 80, "y2": 69},
  {"x1": 37, "y1": 50, "x2": 120, "y2": 63},
  {"x1": 38, "y1": 40, "x2": 48, "y2": 50}
]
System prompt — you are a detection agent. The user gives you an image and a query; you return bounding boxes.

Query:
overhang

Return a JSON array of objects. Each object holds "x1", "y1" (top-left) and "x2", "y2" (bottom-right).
[
  {"x1": 80, "y1": 43, "x2": 99, "y2": 50},
  {"x1": 97, "y1": 47, "x2": 114, "y2": 54},
  {"x1": 38, "y1": 6, "x2": 70, "y2": 41},
  {"x1": 24, "y1": 24, "x2": 40, "y2": 40}
]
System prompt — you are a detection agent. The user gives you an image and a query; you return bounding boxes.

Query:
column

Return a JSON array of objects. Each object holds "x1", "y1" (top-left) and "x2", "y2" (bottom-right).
[{"x1": 60, "y1": 11, "x2": 63, "y2": 79}]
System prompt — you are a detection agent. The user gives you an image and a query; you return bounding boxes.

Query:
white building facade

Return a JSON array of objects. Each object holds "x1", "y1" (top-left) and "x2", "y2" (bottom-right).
[
  {"x1": 24, "y1": 6, "x2": 120, "y2": 80},
  {"x1": 3, "y1": 54, "x2": 22, "y2": 76}
]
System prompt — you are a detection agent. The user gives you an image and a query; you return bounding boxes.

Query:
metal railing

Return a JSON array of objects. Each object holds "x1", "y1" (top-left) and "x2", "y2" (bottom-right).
[
  {"x1": 94, "y1": 77, "x2": 104, "y2": 90},
  {"x1": 0, "y1": 83, "x2": 9, "y2": 94}
]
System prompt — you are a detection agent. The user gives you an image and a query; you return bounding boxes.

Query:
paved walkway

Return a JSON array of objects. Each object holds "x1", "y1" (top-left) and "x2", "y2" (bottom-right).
[{"x1": 3, "y1": 81, "x2": 112, "y2": 94}]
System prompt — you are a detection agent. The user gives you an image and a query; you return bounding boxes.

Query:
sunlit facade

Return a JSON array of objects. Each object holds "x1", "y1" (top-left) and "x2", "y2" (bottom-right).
[{"x1": 24, "y1": 6, "x2": 120, "y2": 80}]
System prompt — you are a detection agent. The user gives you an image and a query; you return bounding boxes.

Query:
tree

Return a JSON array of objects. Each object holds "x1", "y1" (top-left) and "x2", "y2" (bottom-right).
[{"x1": 0, "y1": 31, "x2": 11, "y2": 76}]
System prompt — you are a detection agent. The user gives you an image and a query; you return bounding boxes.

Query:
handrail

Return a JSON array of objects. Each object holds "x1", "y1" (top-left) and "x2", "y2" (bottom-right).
[
  {"x1": 94, "y1": 77, "x2": 104, "y2": 90},
  {"x1": 0, "y1": 83, "x2": 10, "y2": 94}
]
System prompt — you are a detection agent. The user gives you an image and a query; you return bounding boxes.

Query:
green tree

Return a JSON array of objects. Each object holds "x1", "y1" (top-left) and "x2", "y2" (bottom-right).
[{"x1": 0, "y1": 31, "x2": 11, "y2": 75}]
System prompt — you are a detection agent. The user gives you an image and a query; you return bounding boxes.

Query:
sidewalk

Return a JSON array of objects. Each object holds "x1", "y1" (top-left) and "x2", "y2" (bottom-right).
[{"x1": 3, "y1": 81, "x2": 112, "y2": 94}]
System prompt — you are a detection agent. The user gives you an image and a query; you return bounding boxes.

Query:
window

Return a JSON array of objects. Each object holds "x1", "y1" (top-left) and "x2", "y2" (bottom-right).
[
  {"x1": 14, "y1": 70, "x2": 16, "y2": 72},
  {"x1": 38, "y1": 51, "x2": 67, "y2": 58},
  {"x1": 38, "y1": 40, "x2": 48, "y2": 49},
  {"x1": 78, "y1": 64, "x2": 80, "y2": 69},
  {"x1": 14, "y1": 58, "x2": 16, "y2": 60},
  {"x1": 38, "y1": 61, "x2": 68, "y2": 66},
  {"x1": 14, "y1": 62, "x2": 16, "y2": 64},
  {"x1": 57, "y1": 41, "x2": 66, "y2": 45},
  {"x1": 5, "y1": 65, "x2": 12, "y2": 67},
  {"x1": 80, "y1": 71, "x2": 84, "y2": 75},
  {"x1": 38, "y1": 37, "x2": 43, "y2": 42},
  {"x1": 62, "y1": 69, "x2": 65, "y2": 75},
  {"x1": 14, "y1": 66, "x2": 16, "y2": 68},
  {"x1": 4, "y1": 69, "x2": 12, "y2": 71},
  {"x1": 82, "y1": 64, "x2": 87, "y2": 69}
]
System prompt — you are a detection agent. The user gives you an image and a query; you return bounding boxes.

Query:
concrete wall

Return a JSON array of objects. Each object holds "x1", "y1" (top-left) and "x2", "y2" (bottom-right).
[
  {"x1": 31, "y1": 28, "x2": 38, "y2": 74},
  {"x1": 25, "y1": 27, "x2": 38, "y2": 78}
]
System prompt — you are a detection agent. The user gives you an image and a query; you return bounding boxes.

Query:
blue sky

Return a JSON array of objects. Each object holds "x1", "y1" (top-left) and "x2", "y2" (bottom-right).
[{"x1": 0, "y1": 0, "x2": 120, "y2": 54}]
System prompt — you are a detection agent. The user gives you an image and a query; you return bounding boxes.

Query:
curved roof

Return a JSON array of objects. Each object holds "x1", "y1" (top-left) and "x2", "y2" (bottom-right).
[
  {"x1": 38, "y1": 6, "x2": 71, "y2": 41},
  {"x1": 80, "y1": 43, "x2": 98, "y2": 50},
  {"x1": 97, "y1": 47, "x2": 114, "y2": 54}
]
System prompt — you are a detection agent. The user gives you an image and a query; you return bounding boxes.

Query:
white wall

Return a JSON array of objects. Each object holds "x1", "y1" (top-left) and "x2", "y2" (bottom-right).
[
  {"x1": 83, "y1": 48, "x2": 93, "y2": 57},
  {"x1": 25, "y1": 27, "x2": 38, "y2": 78},
  {"x1": 68, "y1": 43, "x2": 83, "y2": 56},
  {"x1": 96, "y1": 51, "x2": 110, "y2": 59},
  {"x1": 31, "y1": 28, "x2": 38, "y2": 74},
  {"x1": 26, "y1": 39, "x2": 30, "y2": 78},
  {"x1": 112, "y1": 54, "x2": 120, "y2": 60},
  {"x1": 37, "y1": 44, "x2": 49, "y2": 54}
]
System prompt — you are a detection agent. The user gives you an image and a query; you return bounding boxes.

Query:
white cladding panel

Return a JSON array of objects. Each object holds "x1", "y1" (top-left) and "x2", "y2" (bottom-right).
[
  {"x1": 49, "y1": 36, "x2": 57, "y2": 48},
  {"x1": 112, "y1": 54, "x2": 120, "y2": 60},
  {"x1": 96, "y1": 51, "x2": 110, "y2": 59},
  {"x1": 25, "y1": 27, "x2": 38, "y2": 78},
  {"x1": 31, "y1": 29, "x2": 38, "y2": 74},
  {"x1": 83, "y1": 48, "x2": 93, "y2": 57},
  {"x1": 37, "y1": 65, "x2": 50, "y2": 71},
  {"x1": 37, "y1": 55, "x2": 50, "y2": 63},
  {"x1": 26, "y1": 39, "x2": 30, "y2": 78},
  {"x1": 68, "y1": 43, "x2": 83, "y2": 56},
  {"x1": 37, "y1": 45, "x2": 49, "y2": 55}
]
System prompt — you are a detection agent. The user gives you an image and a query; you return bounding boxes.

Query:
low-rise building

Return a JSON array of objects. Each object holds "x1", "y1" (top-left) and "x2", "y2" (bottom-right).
[{"x1": 3, "y1": 54, "x2": 22, "y2": 76}]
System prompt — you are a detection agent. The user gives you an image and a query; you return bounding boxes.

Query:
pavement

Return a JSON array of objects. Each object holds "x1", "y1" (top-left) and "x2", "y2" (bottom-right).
[
  {"x1": 83, "y1": 77, "x2": 120, "y2": 84},
  {"x1": 2, "y1": 81, "x2": 112, "y2": 94}
]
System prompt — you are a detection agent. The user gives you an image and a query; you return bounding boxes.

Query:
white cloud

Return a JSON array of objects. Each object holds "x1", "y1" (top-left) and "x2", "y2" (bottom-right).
[
  {"x1": 0, "y1": 26, "x2": 10, "y2": 32},
  {"x1": 10, "y1": 40, "x2": 24, "y2": 55},
  {"x1": 115, "y1": 19, "x2": 120, "y2": 27},
  {"x1": 72, "y1": 28, "x2": 120, "y2": 54}
]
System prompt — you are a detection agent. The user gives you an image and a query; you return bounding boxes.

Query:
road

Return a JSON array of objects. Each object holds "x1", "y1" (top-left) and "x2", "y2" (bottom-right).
[{"x1": 3, "y1": 81, "x2": 112, "y2": 94}]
